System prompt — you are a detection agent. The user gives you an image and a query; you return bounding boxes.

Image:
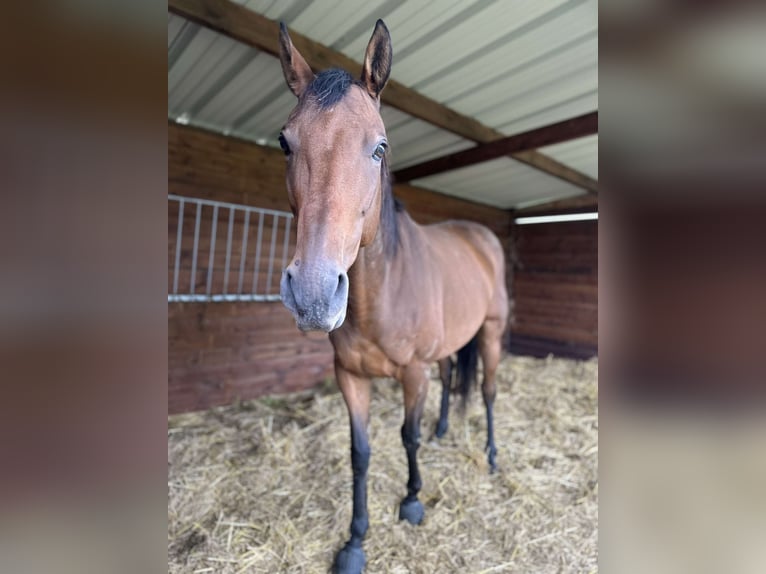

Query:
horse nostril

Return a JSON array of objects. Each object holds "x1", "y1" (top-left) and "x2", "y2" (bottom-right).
[
  {"x1": 334, "y1": 272, "x2": 348, "y2": 300},
  {"x1": 281, "y1": 268, "x2": 297, "y2": 308}
]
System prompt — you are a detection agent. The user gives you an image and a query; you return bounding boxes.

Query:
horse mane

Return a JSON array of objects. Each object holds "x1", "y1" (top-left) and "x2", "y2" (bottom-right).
[
  {"x1": 305, "y1": 68, "x2": 403, "y2": 258},
  {"x1": 380, "y1": 154, "x2": 403, "y2": 258}
]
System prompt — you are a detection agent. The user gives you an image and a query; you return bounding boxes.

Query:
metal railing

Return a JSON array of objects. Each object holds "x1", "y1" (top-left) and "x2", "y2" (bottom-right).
[{"x1": 168, "y1": 194, "x2": 293, "y2": 302}]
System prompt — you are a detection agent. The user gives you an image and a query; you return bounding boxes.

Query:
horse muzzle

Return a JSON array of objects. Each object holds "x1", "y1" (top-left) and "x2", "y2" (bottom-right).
[{"x1": 280, "y1": 261, "x2": 349, "y2": 332}]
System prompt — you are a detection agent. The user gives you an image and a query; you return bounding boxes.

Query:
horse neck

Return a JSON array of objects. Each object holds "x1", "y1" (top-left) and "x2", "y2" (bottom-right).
[
  {"x1": 347, "y1": 222, "x2": 394, "y2": 327},
  {"x1": 346, "y1": 168, "x2": 404, "y2": 324}
]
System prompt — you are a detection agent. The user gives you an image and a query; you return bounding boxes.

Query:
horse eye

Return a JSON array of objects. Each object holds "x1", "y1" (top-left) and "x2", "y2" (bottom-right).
[
  {"x1": 278, "y1": 133, "x2": 291, "y2": 156},
  {"x1": 372, "y1": 142, "x2": 387, "y2": 161}
]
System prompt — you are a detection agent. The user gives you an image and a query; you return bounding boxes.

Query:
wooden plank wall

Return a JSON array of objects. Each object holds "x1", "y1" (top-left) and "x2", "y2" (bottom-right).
[
  {"x1": 509, "y1": 220, "x2": 598, "y2": 359},
  {"x1": 169, "y1": 123, "x2": 514, "y2": 413}
]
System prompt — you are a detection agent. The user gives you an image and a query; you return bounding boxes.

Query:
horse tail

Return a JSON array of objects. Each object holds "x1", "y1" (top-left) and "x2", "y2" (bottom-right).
[{"x1": 455, "y1": 333, "x2": 480, "y2": 411}]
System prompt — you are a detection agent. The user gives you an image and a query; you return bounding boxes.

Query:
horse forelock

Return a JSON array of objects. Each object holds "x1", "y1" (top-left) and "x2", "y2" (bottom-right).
[{"x1": 304, "y1": 68, "x2": 356, "y2": 109}]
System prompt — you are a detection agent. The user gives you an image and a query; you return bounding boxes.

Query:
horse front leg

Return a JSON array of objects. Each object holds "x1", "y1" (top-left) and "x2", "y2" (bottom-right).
[
  {"x1": 434, "y1": 356, "x2": 452, "y2": 438},
  {"x1": 333, "y1": 362, "x2": 372, "y2": 574},
  {"x1": 399, "y1": 362, "x2": 429, "y2": 525}
]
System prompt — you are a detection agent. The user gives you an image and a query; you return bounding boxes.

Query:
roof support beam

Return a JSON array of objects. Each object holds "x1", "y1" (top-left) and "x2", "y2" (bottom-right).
[
  {"x1": 393, "y1": 112, "x2": 598, "y2": 184},
  {"x1": 168, "y1": 0, "x2": 598, "y2": 193}
]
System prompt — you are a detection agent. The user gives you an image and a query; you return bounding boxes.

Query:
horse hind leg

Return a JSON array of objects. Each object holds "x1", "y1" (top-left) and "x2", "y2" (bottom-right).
[
  {"x1": 434, "y1": 357, "x2": 452, "y2": 438},
  {"x1": 479, "y1": 317, "x2": 504, "y2": 473},
  {"x1": 398, "y1": 363, "x2": 430, "y2": 525}
]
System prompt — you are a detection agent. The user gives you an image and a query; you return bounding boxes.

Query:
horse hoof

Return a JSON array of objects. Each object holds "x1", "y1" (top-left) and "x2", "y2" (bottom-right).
[
  {"x1": 487, "y1": 445, "x2": 498, "y2": 474},
  {"x1": 399, "y1": 497, "x2": 425, "y2": 525},
  {"x1": 333, "y1": 543, "x2": 365, "y2": 574},
  {"x1": 434, "y1": 421, "x2": 448, "y2": 438}
]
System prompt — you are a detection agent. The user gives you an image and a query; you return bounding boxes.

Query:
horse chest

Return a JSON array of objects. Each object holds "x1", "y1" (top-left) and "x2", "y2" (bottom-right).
[
  {"x1": 331, "y1": 323, "x2": 436, "y2": 379},
  {"x1": 331, "y1": 333, "x2": 394, "y2": 377}
]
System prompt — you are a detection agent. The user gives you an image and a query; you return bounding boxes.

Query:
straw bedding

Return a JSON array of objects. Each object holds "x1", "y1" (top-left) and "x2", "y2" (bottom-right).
[{"x1": 168, "y1": 355, "x2": 598, "y2": 573}]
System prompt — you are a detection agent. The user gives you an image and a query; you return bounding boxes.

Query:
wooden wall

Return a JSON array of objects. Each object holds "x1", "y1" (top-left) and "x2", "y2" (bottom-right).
[
  {"x1": 168, "y1": 123, "x2": 514, "y2": 413},
  {"x1": 169, "y1": 302, "x2": 333, "y2": 412},
  {"x1": 509, "y1": 220, "x2": 598, "y2": 359}
]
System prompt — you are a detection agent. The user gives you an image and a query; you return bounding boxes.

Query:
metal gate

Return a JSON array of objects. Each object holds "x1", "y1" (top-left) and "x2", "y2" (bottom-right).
[{"x1": 168, "y1": 195, "x2": 293, "y2": 302}]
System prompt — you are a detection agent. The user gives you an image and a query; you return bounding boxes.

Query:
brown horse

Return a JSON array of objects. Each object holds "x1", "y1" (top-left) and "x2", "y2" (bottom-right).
[{"x1": 277, "y1": 20, "x2": 508, "y2": 574}]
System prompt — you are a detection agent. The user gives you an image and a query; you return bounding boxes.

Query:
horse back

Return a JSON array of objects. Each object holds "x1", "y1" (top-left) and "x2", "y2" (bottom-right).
[
  {"x1": 417, "y1": 218, "x2": 508, "y2": 352},
  {"x1": 422, "y1": 219, "x2": 505, "y2": 290}
]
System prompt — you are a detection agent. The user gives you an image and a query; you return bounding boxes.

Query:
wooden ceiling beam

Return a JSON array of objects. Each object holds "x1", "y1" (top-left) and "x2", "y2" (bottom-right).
[
  {"x1": 393, "y1": 112, "x2": 598, "y2": 184},
  {"x1": 169, "y1": 0, "x2": 598, "y2": 193}
]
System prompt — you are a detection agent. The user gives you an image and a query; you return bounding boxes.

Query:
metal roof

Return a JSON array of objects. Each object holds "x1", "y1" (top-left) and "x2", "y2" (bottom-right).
[{"x1": 168, "y1": 0, "x2": 598, "y2": 209}]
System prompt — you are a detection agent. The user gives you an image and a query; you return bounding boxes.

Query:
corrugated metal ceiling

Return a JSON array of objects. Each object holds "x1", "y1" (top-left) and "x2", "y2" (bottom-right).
[{"x1": 168, "y1": 0, "x2": 598, "y2": 209}]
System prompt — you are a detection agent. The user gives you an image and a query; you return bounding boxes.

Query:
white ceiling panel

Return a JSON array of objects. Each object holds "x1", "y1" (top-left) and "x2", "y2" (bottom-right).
[
  {"x1": 540, "y1": 134, "x2": 599, "y2": 179},
  {"x1": 413, "y1": 157, "x2": 588, "y2": 209}
]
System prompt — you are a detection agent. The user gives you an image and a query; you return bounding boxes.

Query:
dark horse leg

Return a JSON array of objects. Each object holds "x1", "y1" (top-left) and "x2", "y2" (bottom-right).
[
  {"x1": 333, "y1": 363, "x2": 372, "y2": 574},
  {"x1": 434, "y1": 357, "x2": 452, "y2": 438},
  {"x1": 478, "y1": 319, "x2": 503, "y2": 473},
  {"x1": 399, "y1": 363, "x2": 429, "y2": 525}
]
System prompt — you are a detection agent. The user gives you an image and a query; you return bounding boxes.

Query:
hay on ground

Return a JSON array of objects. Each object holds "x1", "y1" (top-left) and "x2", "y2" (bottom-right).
[{"x1": 168, "y1": 355, "x2": 598, "y2": 573}]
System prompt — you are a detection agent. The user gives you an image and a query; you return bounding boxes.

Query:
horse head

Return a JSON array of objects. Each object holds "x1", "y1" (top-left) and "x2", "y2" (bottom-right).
[{"x1": 278, "y1": 20, "x2": 392, "y2": 332}]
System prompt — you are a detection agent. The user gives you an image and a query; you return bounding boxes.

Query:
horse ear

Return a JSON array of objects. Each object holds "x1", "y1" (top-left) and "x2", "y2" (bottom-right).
[
  {"x1": 279, "y1": 22, "x2": 314, "y2": 97},
  {"x1": 361, "y1": 19, "x2": 392, "y2": 100}
]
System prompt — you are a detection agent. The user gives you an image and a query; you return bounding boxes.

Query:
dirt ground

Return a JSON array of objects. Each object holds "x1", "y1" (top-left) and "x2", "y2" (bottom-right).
[{"x1": 168, "y1": 354, "x2": 598, "y2": 573}]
